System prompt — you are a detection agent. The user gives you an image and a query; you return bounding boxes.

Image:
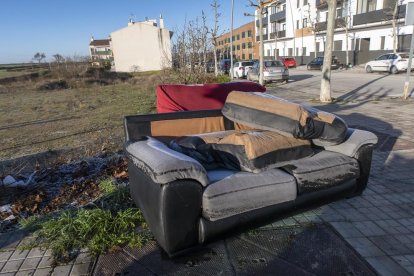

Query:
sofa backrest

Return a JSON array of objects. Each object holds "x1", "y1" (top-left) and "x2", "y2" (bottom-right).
[
  {"x1": 222, "y1": 92, "x2": 348, "y2": 145},
  {"x1": 124, "y1": 109, "x2": 235, "y2": 142},
  {"x1": 156, "y1": 82, "x2": 266, "y2": 113}
]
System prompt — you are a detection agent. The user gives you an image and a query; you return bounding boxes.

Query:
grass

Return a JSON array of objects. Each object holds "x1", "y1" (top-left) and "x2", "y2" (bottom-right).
[
  {"x1": 20, "y1": 178, "x2": 152, "y2": 262},
  {"x1": 0, "y1": 69, "x2": 31, "y2": 79}
]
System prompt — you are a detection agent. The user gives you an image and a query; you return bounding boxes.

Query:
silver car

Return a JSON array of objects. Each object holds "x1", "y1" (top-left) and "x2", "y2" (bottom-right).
[{"x1": 247, "y1": 60, "x2": 289, "y2": 83}]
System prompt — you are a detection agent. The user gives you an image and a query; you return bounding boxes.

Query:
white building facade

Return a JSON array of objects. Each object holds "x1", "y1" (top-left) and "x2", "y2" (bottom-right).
[
  {"x1": 257, "y1": 0, "x2": 412, "y2": 65},
  {"x1": 110, "y1": 17, "x2": 172, "y2": 72}
]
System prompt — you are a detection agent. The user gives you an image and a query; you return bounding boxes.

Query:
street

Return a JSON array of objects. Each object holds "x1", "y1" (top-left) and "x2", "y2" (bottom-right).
[{"x1": 271, "y1": 67, "x2": 414, "y2": 100}]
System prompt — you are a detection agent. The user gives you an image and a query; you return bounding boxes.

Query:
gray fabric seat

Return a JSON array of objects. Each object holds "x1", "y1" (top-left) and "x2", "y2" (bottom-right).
[
  {"x1": 202, "y1": 169, "x2": 297, "y2": 221},
  {"x1": 283, "y1": 151, "x2": 360, "y2": 195}
]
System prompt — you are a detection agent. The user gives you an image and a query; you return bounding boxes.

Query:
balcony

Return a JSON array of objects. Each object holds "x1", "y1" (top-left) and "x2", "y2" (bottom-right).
[
  {"x1": 269, "y1": 30, "x2": 286, "y2": 39},
  {"x1": 314, "y1": 18, "x2": 346, "y2": 32},
  {"x1": 256, "y1": 17, "x2": 268, "y2": 27},
  {"x1": 256, "y1": 34, "x2": 269, "y2": 41},
  {"x1": 353, "y1": 4, "x2": 406, "y2": 26},
  {"x1": 270, "y1": 10, "x2": 286, "y2": 22}
]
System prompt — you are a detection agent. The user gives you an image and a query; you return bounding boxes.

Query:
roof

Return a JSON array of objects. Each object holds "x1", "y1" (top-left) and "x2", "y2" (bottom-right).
[{"x1": 90, "y1": 39, "x2": 110, "y2": 46}]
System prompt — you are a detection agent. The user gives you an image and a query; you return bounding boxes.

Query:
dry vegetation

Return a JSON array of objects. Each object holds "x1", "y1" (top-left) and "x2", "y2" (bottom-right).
[{"x1": 0, "y1": 64, "x2": 230, "y2": 168}]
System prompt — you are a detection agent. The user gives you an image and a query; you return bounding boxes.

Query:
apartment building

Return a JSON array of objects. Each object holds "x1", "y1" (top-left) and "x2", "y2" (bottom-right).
[
  {"x1": 110, "y1": 17, "x2": 172, "y2": 72},
  {"x1": 217, "y1": 22, "x2": 259, "y2": 60},
  {"x1": 257, "y1": 0, "x2": 412, "y2": 65},
  {"x1": 89, "y1": 37, "x2": 113, "y2": 67}
]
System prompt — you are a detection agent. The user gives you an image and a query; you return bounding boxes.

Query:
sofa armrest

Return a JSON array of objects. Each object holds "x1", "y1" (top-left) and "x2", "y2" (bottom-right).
[
  {"x1": 125, "y1": 137, "x2": 209, "y2": 187},
  {"x1": 323, "y1": 128, "x2": 378, "y2": 158}
]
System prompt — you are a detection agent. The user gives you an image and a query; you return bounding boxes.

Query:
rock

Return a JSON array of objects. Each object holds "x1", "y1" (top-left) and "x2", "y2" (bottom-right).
[
  {"x1": 7, "y1": 180, "x2": 26, "y2": 188},
  {"x1": 3, "y1": 175, "x2": 16, "y2": 186}
]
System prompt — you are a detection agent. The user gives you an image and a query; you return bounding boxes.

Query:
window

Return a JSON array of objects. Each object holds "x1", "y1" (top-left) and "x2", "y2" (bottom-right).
[
  {"x1": 270, "y1": 6, "x2": 276, "y2": 14},
  {"x1": 242, "y1": 54, "x2": 245, "y2": 60},
  {"x1": 242, "y1": 43, "x2": 246, "y2": 49},
  {"x1": 288, "y1": 48, "x2": 293, "y2": 56},
  {"x1": 334, "y1": 40, "x2": 342, "y2": 51},
  {"x1": 242, "y1": 31, "x2": 245, "y2": 38},
  {"x1": 302, "y1": 18, "x2": 307, "y2": 28},
  {"x1": 302, "y1": 47, "x2": 307, "y2": 55},
  {"x1": 248, "y1": 30, "x2": 252, "y2": 37},
  {"x1": 237, "y1": 34, "x2": 240, "y2": 40},
  {"x1": 296, "y1": 20, "x2": 300, "y2": 29},
  {"x1": 297, "y1": 0, "x2": 300, "y2": 8},
  {"x1": 248, "y1": 42, "x2": 252, "y2": 48},
  {"x1": 237, "y1": 44, "x2": 240, "y2": 50},
  {"x1": 316, "y1": 42, "x2": 320, "y2": 52},
  {"x1": 380, "y1": 36, "x2": 385, "y2": 50},
  {"x1": 249, "y1": 53, "x2": 253, "y2": 59},
  {"x1": 271, "y1": 22, "x2": 276, "y2": 33},
  {"x1": 357, "y1": 0, "x2": 377, "y2": 14},
  {"x1": 303, "y1": 0, "x2": 308, "y2": 5},
  {"x1": 282, "y1": 23, "x2": 286, "y2": 30},
  {"x1": 368, "y1": 0, "x2": 376, "y2": 12}
]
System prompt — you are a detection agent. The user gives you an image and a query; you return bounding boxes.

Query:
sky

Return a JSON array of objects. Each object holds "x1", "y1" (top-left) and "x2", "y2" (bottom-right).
[{"x1": 0, "y1": 0, "x2": 255, "y2": 64}]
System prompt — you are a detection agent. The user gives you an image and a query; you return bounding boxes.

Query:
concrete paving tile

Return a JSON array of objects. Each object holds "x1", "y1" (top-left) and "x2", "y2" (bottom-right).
[
  {"x1": 37, "y1": 256, "x2": 53, "y2": 269},
  {"x1": 0, "y1": 252, "x2": 12, "y2": 262},
  {"x1": 1, "y1": 259, "x2": 24, "y2": 273},
  {"x1": 0, "y1": 272, "x2": 16, "y2": 276},
  {"x1": 345, "y1": 237, "x2": 385, "y2": 257},
  {"x1": 20, "y1": 257, "x2": 41, "y2": 270},
  {"x1": 70, "y1": 263, "x2": 92, "y2": 276},
  {"x1": 403, "y1": 266, "x2": 414, "y2": 275},
  {"x1": 354, "y1": 221, "x2": 386, "y2": 236},
  {"x1": 33, "y1": 267, "x2": 53, "y2": 276},
  {"x1": 0, "y1": 262, "x2": 4, "y2": 271},
  {"x1": 366, "y1": 256, "x2": 411, "y2": 276},
  {"x1": 369, "y1": 236, "x2": 412, "y2": 256},
  {"x1": 15, "y1": 270, "x2": 35, "y2": 276},
  {"x1": 74, "y1": 253, "x2": 92, "y2": 265},
  {"x1": 330, "y1": 222, "x2": 364, "y2": 238},
  {"x1": 52, "y1": 265, "x2": 72, "y2": 276},
  {"x1": 27, "y1": 249, "x2": 46, "y2": 259},
  {"x1": 9, "y1": 250, "x2": 29, "y2": 261}
]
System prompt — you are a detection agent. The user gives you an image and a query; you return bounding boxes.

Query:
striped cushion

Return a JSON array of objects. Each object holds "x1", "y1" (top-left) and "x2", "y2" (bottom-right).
[
  {"x1": 170, "y1": 130, "x2": 313, "y2": 173},
  {"x1": 222, "y1": 92, "x2": 348, "y2": 145}
]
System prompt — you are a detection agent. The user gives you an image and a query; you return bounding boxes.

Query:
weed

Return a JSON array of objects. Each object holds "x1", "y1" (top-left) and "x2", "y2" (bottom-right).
[{"x1": 98, "y1": 178, "x2": 117, "y2": 195}]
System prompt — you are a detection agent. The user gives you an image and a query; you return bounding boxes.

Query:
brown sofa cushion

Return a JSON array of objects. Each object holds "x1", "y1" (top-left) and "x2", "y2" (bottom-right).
[
  {"x1": 222, "y1": 92, "x2": 348, "y2": 145},
  {"x1": 170, "y1": 130, "x2": 314, "y2": 173}
]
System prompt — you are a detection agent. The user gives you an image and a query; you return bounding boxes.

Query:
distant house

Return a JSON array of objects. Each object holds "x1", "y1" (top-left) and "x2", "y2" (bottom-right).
[
  {"x1": 89, "y1": 37, "x2": 113, "y2": 67},
  {"x1": 110, "y1": 16, "x2": 172, "y2": 72}
]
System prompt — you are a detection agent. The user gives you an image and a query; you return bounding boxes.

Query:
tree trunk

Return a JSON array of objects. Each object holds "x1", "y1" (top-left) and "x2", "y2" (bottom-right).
[
  {"x1": 259, "y1": 4, "x2": 264, "y2": 85},
  {"x1": 345, "y1": 18, "x2": 349, "y2": 67},
  {"x1": 392, "y1": 1, "x2": 399, "y2": 54},
  {"x1": 213, "y1": 40, "x2": 219, "y2": 76},
  {"x1": 320, "y1": 0, "x2": 336, "y2": 103},
  {"x1": 314, "y1": 31, "x2": 317, "y2": 58}
]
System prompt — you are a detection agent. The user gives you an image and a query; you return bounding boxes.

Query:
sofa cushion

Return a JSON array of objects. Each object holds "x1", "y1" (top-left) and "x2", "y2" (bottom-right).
[
  {"x1": 125, "y1": 137, "x2": 209, "y2": 186},
  {"x1": 170, "y1": 130, "x2": 313, "y2": 173},
  {"x1": 282, "y1": 151, "x2": 360, "y2": 195},
  {"x1": 202, "y1": 169, "x2": 297, "y2": 221},
  {"x1": 222, "y1": 92, "x2": 348, "y2": 145}
]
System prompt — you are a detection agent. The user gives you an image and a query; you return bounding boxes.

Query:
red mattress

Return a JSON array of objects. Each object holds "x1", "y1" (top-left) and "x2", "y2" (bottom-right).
[{"x1": 156, "y1": 82, "x2": 266, "y2": 113}]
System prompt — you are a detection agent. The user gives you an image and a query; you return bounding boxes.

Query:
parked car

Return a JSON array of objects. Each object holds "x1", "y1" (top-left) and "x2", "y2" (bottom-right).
[
  {"x1": 365, "y1": 53, "x2": 414, "y2": 74},
  {"x1": 232, "y1": 61, "x2": 255, "y2": 79},
  {"x1": 280, "y1": 57, "x2": 297, "y2": 68},
  {"x1": 307, "y1": 56, "x2": 343, "y2": 70},
  {"x1": 206, "y1": 61, "x2": 215, "y2": 73},
  {"x1": 247, "y1": 60, "x2": 289, "y2": 83},
  {"x1": 218, "y1": 59, "x2": 231, "y2": 74}
]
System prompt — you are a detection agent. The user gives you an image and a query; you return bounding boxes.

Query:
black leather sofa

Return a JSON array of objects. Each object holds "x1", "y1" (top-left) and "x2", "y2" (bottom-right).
[{"x1": 124, "y1": 92, "x2": 377, "y2": 257}]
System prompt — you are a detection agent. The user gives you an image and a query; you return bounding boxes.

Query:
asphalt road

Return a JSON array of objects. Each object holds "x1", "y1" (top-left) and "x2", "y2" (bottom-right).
[{"x1": 269, "y1": 67, "x2": 414, "y2": 100}]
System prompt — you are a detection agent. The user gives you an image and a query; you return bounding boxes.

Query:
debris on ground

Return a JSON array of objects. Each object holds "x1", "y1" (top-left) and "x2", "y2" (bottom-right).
[{"x1": 0, "y1": 152, "x2": 129, "y2": 233}]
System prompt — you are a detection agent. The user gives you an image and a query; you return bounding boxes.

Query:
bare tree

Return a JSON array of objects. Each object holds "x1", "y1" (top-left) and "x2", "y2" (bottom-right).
[
  {"x1": 391, "y1": 0, "x2": 401, "y2": 53},
  {"x1": 210, "y1": 0, "x2": 222, "y2": 76},
  {"x1": 337, "y1": 0, "x2": 352, "y2": 67},
  {"x1": 320, "y1": 0, "x2": 337, "y2": 103},
  {"x1": 33, "y1": 52, "x2": 46, "y2": 63},
  {"x1": 305, "y1": 3, "x2": 320, "y2": 59},
  {"x1": 53, "y1": 54, "x2": 65, "y2": 63}
]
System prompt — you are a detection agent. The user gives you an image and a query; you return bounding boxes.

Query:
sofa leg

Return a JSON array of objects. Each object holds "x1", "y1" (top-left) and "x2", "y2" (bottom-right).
[{"x1": 352, "y1": 144, "x2": 374, "y2": 196}]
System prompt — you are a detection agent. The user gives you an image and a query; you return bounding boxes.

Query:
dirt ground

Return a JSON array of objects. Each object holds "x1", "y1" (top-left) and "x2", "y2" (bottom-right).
[{"x1": 0, "y1": 72, "x2": 158, "y2": 172}]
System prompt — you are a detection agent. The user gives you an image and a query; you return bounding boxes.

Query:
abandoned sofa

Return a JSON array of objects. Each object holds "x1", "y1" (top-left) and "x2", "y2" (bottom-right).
[
  {"x1": 156, "y1": 82, "x2": 266, "y2": 113},
  {"x1": 124, "y1": 92, "x2": 378, "y2": 257}
]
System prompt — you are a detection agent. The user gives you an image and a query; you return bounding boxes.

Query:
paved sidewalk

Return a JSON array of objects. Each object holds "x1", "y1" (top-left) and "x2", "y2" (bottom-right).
[
  {"x1": 266, "y1": 87, "x2": 414, "y2": 275},
  {"x1": 1, "y1": 86, "x2": 414, "y2": 275}
]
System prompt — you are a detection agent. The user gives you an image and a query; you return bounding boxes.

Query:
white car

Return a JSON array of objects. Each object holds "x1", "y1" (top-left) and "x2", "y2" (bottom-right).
[
  {"x1": 365, "y1": 53, "x2": 413, "y2": 74},
  {"x1": 232, "y1": 61, "x2": 254, "y2": 79}
]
